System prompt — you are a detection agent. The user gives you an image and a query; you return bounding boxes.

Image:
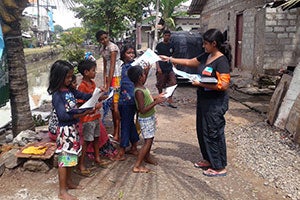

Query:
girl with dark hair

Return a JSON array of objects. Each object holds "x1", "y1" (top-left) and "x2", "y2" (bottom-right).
[
  {"x1": 95, "y1": 30, "x2": 122, "y2": 144},
  {"x1": 48, "y1": 60, "x2": 94, "y2": 200},
  {"x1": 113, "y1": 44, "x2": 139, "y2": 161},
  {"x1": 160, "y1": 28, "x2": 232, "y2": 177}
]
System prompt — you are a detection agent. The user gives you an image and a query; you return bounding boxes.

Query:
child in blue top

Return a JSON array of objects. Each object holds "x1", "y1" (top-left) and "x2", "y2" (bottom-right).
[
  {"x1": 47, "y1": 60, "x2": 94, "y2": 200},
  {"x1": 127, "y1": 65, "x2": 166, "y2": 173},
  {"x1": 114, "y1": 44, "x2": 140, "y2": 161}
]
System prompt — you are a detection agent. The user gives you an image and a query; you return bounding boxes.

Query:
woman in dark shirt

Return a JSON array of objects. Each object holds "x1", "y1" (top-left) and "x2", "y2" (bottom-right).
[{"x1": 160, "y1": 28, "x2": 231, "y2": 177}]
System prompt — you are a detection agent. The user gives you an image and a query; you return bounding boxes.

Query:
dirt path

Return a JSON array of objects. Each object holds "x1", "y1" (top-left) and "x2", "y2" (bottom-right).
[
  {"x1": 0, "y1": 65, "x2": 288, "y2": 199},
  {"x1": 3, "y1": 56, "x2": 295, "y2": 200}
]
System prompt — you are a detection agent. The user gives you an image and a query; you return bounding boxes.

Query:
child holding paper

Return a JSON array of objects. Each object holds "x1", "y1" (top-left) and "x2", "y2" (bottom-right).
[
  {"x1": 77, "y1": 59, "x2": 110, "y2": 175},
  {"x1": 127, "y1": 65, "x2": 166, "y2": 173},
  {"x1": 114, "y1": 44, "x2": 141, "y2": 161},
  {"x1": 47, "y1": 60, "x2": 94, "y2": 200}
]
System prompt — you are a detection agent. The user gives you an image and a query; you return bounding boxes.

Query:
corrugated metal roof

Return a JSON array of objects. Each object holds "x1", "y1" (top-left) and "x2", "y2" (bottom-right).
[
  {"x1": 188, "y1": 0, "x2": 206, "y2": 14},
  {"x1": 281, "y1": 0, "x2": 300, "y2": 10},
  {"x1": 188, "y1": 0, "x2": 300, "y2": 14}
]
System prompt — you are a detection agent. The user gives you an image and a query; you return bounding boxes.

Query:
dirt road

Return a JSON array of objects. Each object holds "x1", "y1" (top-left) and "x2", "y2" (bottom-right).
[{"x1": 0, "y1": 62, "x2": 291, "y2": 200}]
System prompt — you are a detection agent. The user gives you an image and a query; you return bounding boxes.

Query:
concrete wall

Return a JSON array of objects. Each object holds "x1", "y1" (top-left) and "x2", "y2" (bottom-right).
[
  {"x1": 264, "y1": 8, "x2": 300, "y2": 74},
  {"x1": 197, "y1": 0, "x2": 300, "y2": 76},
  {"x1": 199, "y1": 0, "x2": 270, "y2": 72},
  {"x1": 175, "y1": 17, "x2": 201, "y2": 31},
  {"x1": 242, "y1": 8, "x2": 256, "y2": 72}
]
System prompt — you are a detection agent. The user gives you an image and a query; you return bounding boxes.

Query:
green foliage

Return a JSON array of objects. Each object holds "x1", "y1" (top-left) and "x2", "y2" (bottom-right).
[
  {"x1": 69, "y1": 0, "x2": 188, "y2": 41},
  {"x1": 64, "y1": 48, "x2": 85, "y2": 64},
  {"x1": 22, "y1": 38, "x2": 31, "y2": 48},
  {"x1": 32, "y1": 114, "x2": 46, "y2": 127},
  {"x1": 59, "y1": 27, "x2": 87, "y2": 63},
  {"x1": 72, "y1": 0, "x2": 155, "y2": 39},
  {"x1": 159, "y1": 0, "x2": 189, "y2": 30},
  {"x1": 20, "y1": 17, "x2": 32, "y2": 32},
  {"x1": 54, "y1": 24, "x2": 64, "y2": 33}
]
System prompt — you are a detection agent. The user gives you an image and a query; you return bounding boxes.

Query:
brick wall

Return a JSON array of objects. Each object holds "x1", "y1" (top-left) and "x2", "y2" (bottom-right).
[
  {"x1": 197, "y1": 0, "x2": 299, "y2": 76},
  {"x1": 263, "y1": 8, "x2": 300, "y2": 74},
  {"x1": 199, "y1": 0, "x2": 269, "y2": 74}
]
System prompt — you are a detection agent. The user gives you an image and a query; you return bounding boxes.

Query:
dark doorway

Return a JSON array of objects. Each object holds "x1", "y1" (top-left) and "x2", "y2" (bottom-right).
[{"x1": 235, "y1": 13, "x2": 243, "y2": 68}]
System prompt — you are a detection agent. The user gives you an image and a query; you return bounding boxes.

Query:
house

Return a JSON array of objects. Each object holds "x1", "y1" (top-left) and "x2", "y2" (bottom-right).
[
  {"x1": 174, "y1": 15, "x2": 201, "y2": 31},
  {"x1": 188, "y1": 0, "x2": 300, "y2": 77},
  {"x1": 173, "y1": 3, "x2": 201, "y2": 31}
]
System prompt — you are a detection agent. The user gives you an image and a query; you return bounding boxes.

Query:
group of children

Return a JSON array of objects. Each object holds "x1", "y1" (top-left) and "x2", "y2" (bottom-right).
[{"x1": 48, "y1": 42, "x2": 166, "y2": 200}]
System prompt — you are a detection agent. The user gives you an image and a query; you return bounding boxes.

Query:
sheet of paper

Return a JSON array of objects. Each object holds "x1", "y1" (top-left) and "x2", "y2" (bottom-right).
[
  {"x1": 79, "y1": 88, "x2": 103, "y2": 109},
  {"x1": 131, "y1": 48, "x2": 161, "y2": 67},
  {"x1": 164, "y1": 84, "x2": 178, "y2": 98},
  {"x1": 173, "y1": 67, "x2": 201, "y2": 82},
  {"x1": 103, "y1": 90, "x2": 114, "y2": 102}
]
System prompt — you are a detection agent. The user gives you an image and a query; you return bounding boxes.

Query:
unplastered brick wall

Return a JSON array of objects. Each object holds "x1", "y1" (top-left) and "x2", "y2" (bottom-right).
[
  {"x1": 263, "y1": 8, "x2": 300, "y2": 73},
  {"x1": 241, "y1": 8, "x2": 257, "y2": 71},
  {"x1": 199, "y1": 0, "x2": 272, "y2": 71}
]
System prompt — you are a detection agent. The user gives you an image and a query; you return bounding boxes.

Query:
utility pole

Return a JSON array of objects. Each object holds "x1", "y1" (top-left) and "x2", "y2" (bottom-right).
[
  {"x1": 37, "y1": 0, "x2": 40, "y2": 28},
  {"x1": 152, "y1": 0, "x2": 160, "y2": 50}
]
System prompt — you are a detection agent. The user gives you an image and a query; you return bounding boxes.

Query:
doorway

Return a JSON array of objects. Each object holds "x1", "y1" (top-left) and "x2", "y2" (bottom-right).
[{"x1": 235, "y1": 13, "x2": 243, "y2": 68}]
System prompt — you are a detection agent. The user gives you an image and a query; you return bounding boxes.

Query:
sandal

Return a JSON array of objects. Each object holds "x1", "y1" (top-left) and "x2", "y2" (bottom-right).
[
  {"x1": 194, "y1": 160, "x2": 211, "y2": 169},
  {"x1": 203, "y1": 168, "x2": 227, "y2": 177},
  {"x1": 167, "y1": 103, "x2": 177, "y2": 109}
]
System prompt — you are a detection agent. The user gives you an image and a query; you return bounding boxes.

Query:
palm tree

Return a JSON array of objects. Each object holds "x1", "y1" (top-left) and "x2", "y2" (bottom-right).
[
  {"x1": 160, "y1": 0, "x2": 188, "y2": 30},
  {"x1": 0, "y1": 0, "x2": 74, "y2": 137}
]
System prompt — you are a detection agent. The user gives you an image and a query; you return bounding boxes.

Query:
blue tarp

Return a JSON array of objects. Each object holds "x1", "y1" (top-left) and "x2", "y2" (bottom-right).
[
  {"x1": 48, "y1": 10, "x2": 54, "y2": 32},
  {"x1": 0, "y1": 25, "x2": 4, "y2": 58},
  {"x1": 0, "y1": 25, "x2": 9, "y2": 107}
]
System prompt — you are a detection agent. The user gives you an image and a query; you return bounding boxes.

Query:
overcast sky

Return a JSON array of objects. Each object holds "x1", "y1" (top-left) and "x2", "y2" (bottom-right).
[
  {"x1": 52, "y1": 5, "x2": 82, "y2": 29},
  {"x1": 27, "y1": 0, "x2": 192, "y2": 30}
]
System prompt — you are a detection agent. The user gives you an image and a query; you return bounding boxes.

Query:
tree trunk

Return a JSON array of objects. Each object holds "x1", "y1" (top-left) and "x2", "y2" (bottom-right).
[{"x1": 1, "y1": 0, "x2": 35, "y2": 136}]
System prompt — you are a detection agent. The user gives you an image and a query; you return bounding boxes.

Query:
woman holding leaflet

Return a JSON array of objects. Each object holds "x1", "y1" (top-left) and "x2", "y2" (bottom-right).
[{"x1": 160, "y1": 28, "x2": 231, "y2": 177}]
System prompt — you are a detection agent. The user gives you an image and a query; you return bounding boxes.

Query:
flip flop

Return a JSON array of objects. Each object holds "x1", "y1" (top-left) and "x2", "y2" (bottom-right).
[
  {"x1": 167, "y1": 103, "x2": 177, "y2": 109},
  {"x1": 109, "y1": 137, "x2": 120, "y2": 145},
  {"x1": 194, "y1": 161, "x2": 211, "y2": 169},
  {"x1": 203, "y1": 168, "x2": 227, "y2": 177},
  {"x1": 108, "y1": 134, "x2": 114, "y2": 139},
  {"x1": 73, "y1": 168, "x2": 94, "y2": 177}
]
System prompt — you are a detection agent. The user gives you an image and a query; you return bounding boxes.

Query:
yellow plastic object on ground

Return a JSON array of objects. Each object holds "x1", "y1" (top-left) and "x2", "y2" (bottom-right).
[{"x1": 22, "y1": 146, "x2": 48, "y2": 155}]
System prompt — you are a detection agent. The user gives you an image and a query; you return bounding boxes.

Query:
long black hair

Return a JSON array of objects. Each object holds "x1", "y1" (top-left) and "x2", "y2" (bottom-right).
[
  {"x1": 47, "y1": 60, "x2": 74, "y2": 95},
  {"x1": 203, "y1": 29, "x2": 232, "y2": 66},
  {"x1": 120, "y1": 44, "x2": 137, "y2": 62}
]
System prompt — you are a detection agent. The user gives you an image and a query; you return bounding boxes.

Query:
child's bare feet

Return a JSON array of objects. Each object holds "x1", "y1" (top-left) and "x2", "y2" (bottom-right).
[
  {"x1": 132, "y1": 166, "x2": 150, "y2": 173},
  {"x1": 127, "y1": 149, "x2": 138, "y2": 156},
  {"x1": 112, "y1": 148, "x2": 126, "y2": 161},
  {"x1": 67, "y1": 182, "x2": 84, "y2": 190},
  {"x1": 58, "y1": 192, "x2": 78, "y2": 200},
  {"x1": 112, "y1": 154, "x2": 126, "y2": 161},
  {"x1": 144, "y1": 156, "x2": 158, "y2": 165},
  {"x1": 113, "y1": 136, "x2": 119, "y2": 143}
]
